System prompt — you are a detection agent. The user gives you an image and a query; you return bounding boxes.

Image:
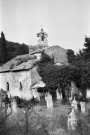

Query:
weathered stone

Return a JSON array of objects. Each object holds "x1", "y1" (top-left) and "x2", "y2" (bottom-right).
[
  {"x1": 32, "y1": 88, "x2": 40, "y2": 101},
  {"x1": 0, "y1": 71, "x2": 32, "y2": 98},
  {"x1": 56, "y1": 89, "x2": 62, "y2": 100},
  {"x1": 80, "y1": 102, "x2": 85, "y2": 113},
  {"x1": 86, "y1": 89, "x2": 90, "y2": 99},
  {"x1": 71, "y1": 97, "x2": 78, "y2": 110},
  {"x1": 12, "y1": 99, "x2": 18, "y2": 113},
  {"x1": 45, "y1": 93, "x2": 53, "y2": 109},
  {"x1": 68, "y1": 108, "x2": 77, "y2": 130}
]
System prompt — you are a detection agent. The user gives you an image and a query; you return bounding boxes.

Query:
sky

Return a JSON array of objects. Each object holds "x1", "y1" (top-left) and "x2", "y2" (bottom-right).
[{"x1": 0, "y1": 0, "x2": 90, "y2": 53}]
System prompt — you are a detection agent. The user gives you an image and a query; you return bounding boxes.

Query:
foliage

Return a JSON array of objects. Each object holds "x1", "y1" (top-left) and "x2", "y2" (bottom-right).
[
  {"x1": 37, "y1": 51, "x2": 81, "y2": 100},
  {"x1": 0, "y1": 32, "x2": 7, "y2": 64},
  {"x1": 66, "y1": 49, "x2": 76, "y2": 64},
  {"x1": 36, "y1": 35, "x2": 90, "y2": 99},
  {"x1": 83, "y1": 36, "x2": 90, "y2": 60},
  {"x1": 0, "y1": 33, "x2": 29, "y2": 65},
  {"x1": 6, "y1": 41, "x2": 29, "y2": 62},
  {"x1": 41, "y1": 65, "x2": 78, "y2": 88},
  {"x1": 37, "y1": 50, "x2": 54, "y2": 67},
  {"x1": 66, "y1": 36, "x2": 90, "y2": 98}
]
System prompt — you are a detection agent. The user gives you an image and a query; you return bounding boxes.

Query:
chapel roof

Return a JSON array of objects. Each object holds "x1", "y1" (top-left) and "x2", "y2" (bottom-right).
[
  {"x1": 0, "y1": 45, "x2": 68, "y2": 72},
  {"x1": 0, "y1": 54, "x2": 36, "y2": 72}
]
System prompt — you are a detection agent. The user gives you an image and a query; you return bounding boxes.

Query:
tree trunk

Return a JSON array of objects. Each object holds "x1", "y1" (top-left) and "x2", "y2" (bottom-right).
[
  {"x1": 5, "y1": 103, "x2": 7, "y2": 117},
  {"x1": 0, "y1": 94, "x2": 2, "y2": 108},
  {"x1": 62, "y1": 89, "x2": 66, "y2": 102},
  {"x1": 25, "y1": 108, "x2": 29, "y2": 133},
  {"x1": 51, "y1": 91, "x2": 57, "y2": 101},
  {"x1": 82, "y1": 89, "x2": 86, "y2": 101}
]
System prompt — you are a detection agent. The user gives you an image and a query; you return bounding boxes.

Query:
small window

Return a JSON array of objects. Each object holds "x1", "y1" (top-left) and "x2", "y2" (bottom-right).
[
  {"x1": 7, "y1": 82, "x2": 9, "y2": 91},
  {"x1": 20, "y1": 82, "x2": 22, "y2": 90}
]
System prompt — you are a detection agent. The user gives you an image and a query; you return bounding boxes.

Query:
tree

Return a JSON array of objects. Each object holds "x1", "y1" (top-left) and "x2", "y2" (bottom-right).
[
  {"x1": 37, "y1": 51, "x2": 81, "y2": 100},
  {"x1": 37, "y1": 50, "x2": 54, "y2": 75},
  {"x1": 65, "y1": 36, "x2": 90, "y2": 100},
  {"x1": 83, "y1": 36, "x2": 90, "y2": 60},
  {"x1": 0, "y1": 32, "x2": 7, "y2": 64},
  {"x1": 66, "y1": 49, "x2": 76, "y2": 64},
  {"x1": 36, "y1": 50, "x2": 83, "y2": 101},
  {"x1": 0, "y1": 37, "x2": 29, "y2": 63}
]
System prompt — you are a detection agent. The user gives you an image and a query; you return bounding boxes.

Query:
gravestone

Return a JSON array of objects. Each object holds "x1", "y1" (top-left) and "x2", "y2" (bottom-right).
[
  {"x1": 80, "y1": 102, "x2": 85, "y2": 113},
  {"x1": 68, "y1": 108, "x2": 77, "y2": 130},
  {"x1": 70, "y1": 81, "x2": 79, "y2": 101},
  {"x1": 86, "y1": 89, "x2": 90, "y2": 99},
  {"x1": 56, "y1": 89, "x2": 62, "y2": 100},
  {"x1": 12, "y1": 99, "x2": 18, "y2": 113},
  {"x1": 32, "y1": 89, "x2": 40, "y2": 101},
  {"x1": 45, "y1": 93, "x2": 53, "y2": 109},
  {"x1": 71, "y1": 97, "x2": 78, "y2": 110}
]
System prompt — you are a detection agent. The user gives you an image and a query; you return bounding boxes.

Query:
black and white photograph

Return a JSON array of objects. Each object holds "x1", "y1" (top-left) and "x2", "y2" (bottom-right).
[{"x1": 0, "y1": 0, "x2": 90, "y2": 135}]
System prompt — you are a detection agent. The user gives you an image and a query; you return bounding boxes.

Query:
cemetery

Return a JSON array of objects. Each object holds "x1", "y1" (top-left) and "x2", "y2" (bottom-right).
[
  {"x1": 0, "y1": 81, "x2": 90, "y2": 135},
  {"x1": 0, "y1": 26, "x2": 90, "y2": 135},
  {"x1": 0, "y1": 0, "x2": 90, "y2": 134}
]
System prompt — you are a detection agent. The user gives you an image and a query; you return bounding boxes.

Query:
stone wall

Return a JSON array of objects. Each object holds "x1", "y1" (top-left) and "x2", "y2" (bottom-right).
[{"x1": 0, "y1": 70, "x2": 32, "y2": 99}]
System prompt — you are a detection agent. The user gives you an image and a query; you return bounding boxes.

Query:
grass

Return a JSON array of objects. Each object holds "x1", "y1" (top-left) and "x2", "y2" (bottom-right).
[{"x1": 0, "y1": 100, "x2": 90, "y2": 135}]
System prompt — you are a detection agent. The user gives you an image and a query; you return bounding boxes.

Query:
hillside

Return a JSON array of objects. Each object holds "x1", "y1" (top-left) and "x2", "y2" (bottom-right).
[
  {"x1": 0, "y1": 36, "x2": 68, "y2": 65},
  {"x1": 0, "y1": 38, "x2": 29, "y2": 63}
]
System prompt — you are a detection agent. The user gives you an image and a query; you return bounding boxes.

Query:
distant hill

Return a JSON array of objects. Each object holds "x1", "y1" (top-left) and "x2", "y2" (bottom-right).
[{"x1": 0, "y1": 38, "x2": 29, "y2": 63}]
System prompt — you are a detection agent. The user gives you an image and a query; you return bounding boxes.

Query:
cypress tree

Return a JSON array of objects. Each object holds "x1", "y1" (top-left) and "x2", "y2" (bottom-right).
[
  {"x1": 83, "y1": 36, "x2": 90, "y2": 60},
  {"x1": 0, "y1": 32, "x2": 7, "y2": 64}
]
